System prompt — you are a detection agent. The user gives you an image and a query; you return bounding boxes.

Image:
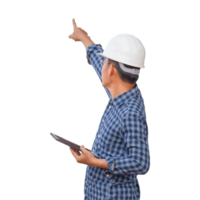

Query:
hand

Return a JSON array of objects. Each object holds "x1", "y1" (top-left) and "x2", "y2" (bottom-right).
[
  {"x1": 69, "y1": 145, "x2": 97, "y2": 166},
  {"x1": 68, "y1": 18, "x2": 89, "y2": 42}
]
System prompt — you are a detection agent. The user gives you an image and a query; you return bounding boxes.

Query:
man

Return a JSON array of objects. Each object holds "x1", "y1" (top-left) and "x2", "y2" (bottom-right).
[{"x1": 69, "y1": 18, "x2": 150, "y2": 200}]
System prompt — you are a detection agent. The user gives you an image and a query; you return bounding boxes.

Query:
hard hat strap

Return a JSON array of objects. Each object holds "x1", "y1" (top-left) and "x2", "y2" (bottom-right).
[{"x1": 119, "y1": 63, "x2": 140, "y2": 75}]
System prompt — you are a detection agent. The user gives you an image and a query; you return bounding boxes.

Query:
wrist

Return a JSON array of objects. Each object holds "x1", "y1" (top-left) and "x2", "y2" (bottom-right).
[{"x1": 80, "y1": 35, "x2": 95, "y2": 50}]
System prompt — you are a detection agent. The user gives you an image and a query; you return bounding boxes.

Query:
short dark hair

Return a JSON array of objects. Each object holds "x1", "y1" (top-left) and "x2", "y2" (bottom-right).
[{"x1": 107, "y1": 58, "x2": 140, "y2": 85}]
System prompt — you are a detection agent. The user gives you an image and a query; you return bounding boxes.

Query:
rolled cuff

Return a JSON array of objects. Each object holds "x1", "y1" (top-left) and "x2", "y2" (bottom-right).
[
  {"x1": 86, "y1": 43, "x2": 103, "y2": 65},
  {"x1": 106, "y1": 157, "x2": 115, "y2": 172}
]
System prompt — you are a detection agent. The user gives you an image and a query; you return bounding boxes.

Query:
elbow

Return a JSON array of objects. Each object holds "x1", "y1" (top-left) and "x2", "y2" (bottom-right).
[
  {"x1": 138, "y1": 156, "x2": 151, "y2": 176},
  {"x1": 142, "y1": 161, "x2": 150, "y2": 175}
]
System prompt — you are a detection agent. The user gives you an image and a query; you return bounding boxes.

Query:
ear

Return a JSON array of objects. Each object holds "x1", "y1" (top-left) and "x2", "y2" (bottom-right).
[{"x1": 109, "y1": 64, "x2": 117, "y2": 76}]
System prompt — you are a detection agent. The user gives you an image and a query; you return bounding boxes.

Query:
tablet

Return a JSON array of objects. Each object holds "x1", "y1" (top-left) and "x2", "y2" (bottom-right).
[{"x1": 50, "y1": 132, "x2": 99, "y2": 158}]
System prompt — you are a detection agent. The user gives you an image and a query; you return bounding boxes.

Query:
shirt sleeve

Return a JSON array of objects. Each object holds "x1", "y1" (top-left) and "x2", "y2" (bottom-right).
[
  {"x1": 104, "y1": 113, "x2": 150, "y2": 175},
  {"x1": 86, "y1": 43, "x2": 111, "y2": 99}
]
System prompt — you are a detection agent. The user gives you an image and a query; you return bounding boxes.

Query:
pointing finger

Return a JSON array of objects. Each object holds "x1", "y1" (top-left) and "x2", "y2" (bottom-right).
[
  {"x1": 70, "y1": 17, "x2": 77, "y2": 24},
  {"x1": 70, "y1": 17, "x2": 78, "y2": 31}
]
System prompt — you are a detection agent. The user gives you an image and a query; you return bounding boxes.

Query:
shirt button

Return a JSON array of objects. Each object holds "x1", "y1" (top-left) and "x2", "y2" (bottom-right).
[
  {"x1": 107, "y1": 174, "x2": 109, "y2": 177},
  {"x1": 109, "y1": 106, "x2": 112, "y2": 109},
  {"x1": 102, "y1": 119, "x2": 104, "y2": 122},
  {"x1": 98, "y1": 135, "x2": 100, "y2": 137}
]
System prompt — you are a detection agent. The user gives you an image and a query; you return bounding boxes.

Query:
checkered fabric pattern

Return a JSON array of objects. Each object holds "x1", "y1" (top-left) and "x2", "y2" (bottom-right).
[{"x1": 84, "y1": 44, "x2": 150, "y2": 200}]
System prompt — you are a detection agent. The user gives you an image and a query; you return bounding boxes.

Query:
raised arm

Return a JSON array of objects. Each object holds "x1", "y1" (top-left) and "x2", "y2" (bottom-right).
[{"x1": 66, "y1": 17, "x2": 111, "y2": 98}]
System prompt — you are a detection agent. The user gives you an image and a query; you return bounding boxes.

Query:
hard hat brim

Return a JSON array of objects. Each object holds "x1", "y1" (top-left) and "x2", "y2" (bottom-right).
[{"x1": 96, "y1": 52, "x2": 147, "y2": 69}]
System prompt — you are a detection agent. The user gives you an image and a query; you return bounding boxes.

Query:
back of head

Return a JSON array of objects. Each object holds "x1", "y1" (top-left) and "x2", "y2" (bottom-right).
[{"x1": 96, "y1": 34, "x2": 146, "y2": 84}]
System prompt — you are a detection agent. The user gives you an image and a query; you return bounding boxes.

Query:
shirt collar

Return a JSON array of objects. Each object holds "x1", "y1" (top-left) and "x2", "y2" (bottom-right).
[{"x1": 111, "y1": 83, "x2": 139, "y2": 108}]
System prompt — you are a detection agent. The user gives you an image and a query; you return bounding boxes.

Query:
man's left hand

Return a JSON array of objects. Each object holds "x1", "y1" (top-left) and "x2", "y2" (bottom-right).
[{"x1": 69, "y1": 145, "x2": 97, "y2": 167}]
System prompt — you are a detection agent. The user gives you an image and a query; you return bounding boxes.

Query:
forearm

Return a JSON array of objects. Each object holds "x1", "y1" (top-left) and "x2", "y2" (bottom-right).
[
  {"x1": 93, "y1": 158, "x2": 109, "y2": 169},
  {"x1": 81, "y1": 35, "x2": 95, "y2": 50}
]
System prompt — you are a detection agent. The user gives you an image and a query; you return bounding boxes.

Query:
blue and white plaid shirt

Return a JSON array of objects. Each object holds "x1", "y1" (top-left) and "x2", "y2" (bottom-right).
[{"x1": 84, "y1": 44, "x2": 150, "y2": 200}]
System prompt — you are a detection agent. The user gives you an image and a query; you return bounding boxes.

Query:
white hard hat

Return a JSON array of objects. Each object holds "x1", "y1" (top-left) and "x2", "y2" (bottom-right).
[{"x1": 96, "y1": 34, "x2": 146, "y2": 74}]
